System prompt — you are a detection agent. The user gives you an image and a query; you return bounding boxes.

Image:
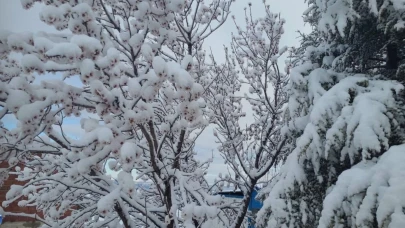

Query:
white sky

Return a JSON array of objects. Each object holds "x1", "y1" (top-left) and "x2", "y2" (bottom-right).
[{"x1": 0, "y1": 0, "x2": 310, "y2": 183}]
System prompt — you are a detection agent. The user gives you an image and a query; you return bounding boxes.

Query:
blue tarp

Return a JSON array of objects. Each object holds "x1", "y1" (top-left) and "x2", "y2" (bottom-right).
[
  {"x1": 217, "y1": 188, "x2": 263, "y2": 210},
  {"x1": 217, "y1": 187, "x2": 263, "y2": 228}
]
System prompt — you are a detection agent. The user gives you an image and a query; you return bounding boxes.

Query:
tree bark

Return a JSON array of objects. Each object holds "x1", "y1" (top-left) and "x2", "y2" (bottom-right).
[
  {"x1": 114, "y1": 203, "x2": 131, "y2": 228},
  {"x1": 386, "y1": 42, "x2": 399, "y2": 70},
  {"x1": 232, "y1": 181, "x2": 257, "y2": 228}
]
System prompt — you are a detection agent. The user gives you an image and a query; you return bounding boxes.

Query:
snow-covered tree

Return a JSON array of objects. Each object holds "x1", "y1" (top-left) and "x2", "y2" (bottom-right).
[
  {"x1": 206, "y1": 3, "x2": 291, "y2": 227},
  {"x1": 256, "y1": 0, "x2": 405, "y2": 228},
  {"x1": 0, "y1": 0, "x2": 233, "y2": 227},
  {"x1": 304, "y1": 0, "x2": 405, "y2": 76}
]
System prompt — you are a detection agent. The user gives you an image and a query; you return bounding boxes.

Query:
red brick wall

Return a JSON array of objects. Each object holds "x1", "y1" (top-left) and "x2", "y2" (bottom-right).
[{"x1": 0, "y1": 161, "x2": 40, "y2": 223}]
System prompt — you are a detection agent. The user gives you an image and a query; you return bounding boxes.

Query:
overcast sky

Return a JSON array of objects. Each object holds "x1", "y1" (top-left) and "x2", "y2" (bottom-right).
[{"x1": 0, "y1": 0, "x2": 310, "y2": 183}]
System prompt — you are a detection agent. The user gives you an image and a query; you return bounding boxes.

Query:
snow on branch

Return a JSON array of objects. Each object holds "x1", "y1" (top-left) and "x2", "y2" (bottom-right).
[{"x1": 0, "y1": 0, "x2": 235, "y2": 227}]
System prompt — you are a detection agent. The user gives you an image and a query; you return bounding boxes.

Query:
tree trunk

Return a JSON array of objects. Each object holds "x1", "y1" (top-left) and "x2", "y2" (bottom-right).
[
  {"x1": 166, "y1": 182, "x2": 174, "y2": 228},
  {"x1": 114, "y1": 203, "x2": 131, "y2": 228},
  {"x1": 386, "y1": 42, "x2": 399, "y2": 70},
  {"x1": 232, "y1": 181, "x2": 257, "y2": 228}
]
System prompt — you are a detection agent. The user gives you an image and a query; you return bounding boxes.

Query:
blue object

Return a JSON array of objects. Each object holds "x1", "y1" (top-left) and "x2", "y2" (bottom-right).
[
  {"x1": 217, "y1": 187, "x2": 263, "y2": 228},
  {"x1": 0, "y1": 214, "x2": 3, "y2": 225}
]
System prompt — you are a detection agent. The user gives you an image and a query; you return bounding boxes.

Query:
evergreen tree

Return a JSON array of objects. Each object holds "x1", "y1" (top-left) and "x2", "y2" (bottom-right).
[{"x1": 257, "y1": 1, "x2": 405, "y2": 227}]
